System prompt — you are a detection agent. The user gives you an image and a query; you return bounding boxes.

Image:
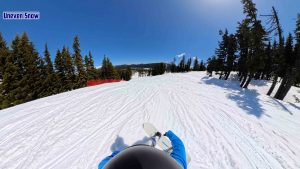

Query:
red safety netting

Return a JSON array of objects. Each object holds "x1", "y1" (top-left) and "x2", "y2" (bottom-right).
[{"x1": 87, "y1": 79, "x2": 122, "y2": 86}]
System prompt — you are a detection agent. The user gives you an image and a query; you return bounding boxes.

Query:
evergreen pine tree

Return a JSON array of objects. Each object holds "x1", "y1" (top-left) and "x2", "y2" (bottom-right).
[
  {"x1": 72, "y1": 36, "x2": 87, "y2": 88},
  {"x1": 170, "y1": 57, "x2": 177, "y2": 73},
  {"x1": 118, "y1": 66, "x2": 132, "y2": 81},
  {"x1": 186, "y1": 58, "x2": 192, "y2": 71},
  {"x1": 225, "y1": 34, "x2": 237, "y2": 80},
  {"x1": 178, "y1": 56, "x2": 186, "y2": 72},
  {"x1": 215, "y1": 29, "x2": 229, "y2": 79},
  {"x1": 17, "y1": 33, "x2": 41, "y2": 102},
  {"x1": 236, "y1": 21, "x2": 250, "y2": 84},
  {"x1": 37, "y1": 55, "x2": 48, "y2": 98},
  {"x1": 88, "y1": 51, "x2": 98, "y2": 79},
  {"x1": 239, "y1": 0, "x2": 267, "y2": 88},
  {"x1": 238, "y1": 0, "x2": 257, "y2": 86},
  {"x1": 88, "y1": 51, "x2": 95, "y2": 68},
  {"x1": 84, "y1": 52, "x2": 97, "y2": 80},
  {"x1": 215, "y1": 29, "x2": 237, "y2": 80},
  {"x1": 84, "y1": 55, "x2": 89, "y2": 73},
  {"x1": 274, "y1": 32, "x2": 298, "y2": 100},
  {"x1": 193, "y1": 57, "x2": 200, "y2": 71},
  {"x1": 0, "y1": 33, "x2": 9, "y2": 80},
  {"x1": 44, "y1": 44, "x2": 54, "y2": 75},
  {"x1": 261, "y1": 41, "x2": 273, "y2": 80},
  {"x1": 243, "y1": 20, "x2": 267, "y2": 88},
  {"x1": 0, "y1": 33, "x2": 11, "y2": 109},
  {"x1": 294, "y1": 14, "x2": 300, "y2": 87},
  {"x1": 206, "y1": 57, "x2": 213, "y2": 76},
  {"x1": 199, "y1": 60, "x2": 206, "y2": 71},
  {"x1": 151, "y1": 63, "x2": 166, "y2": 76},
  {"x1": 2, "y1": 32, "x2": 43, "y2": 105},
  {"x1": 241, "y1": 0, "x2": 257, "y2": 22},
  {"x1": 125, "y1": 66, "x2": 132, "y2": 80},
  {"x1": 61, "y1": 46, "x2": 75, "y2": 90},
  {"x1": 54, "y1": 49, "x2": 65, "y2": 92},
  {"x1": 1, "y1": 35, "x2": 22, "y2": 108},
  {"x1": 267, "y1": 7, "x2": 284, "y2": 95},
  {"x1": 100, "y1": 56, "x2": 119, "y2": 79},
  {"x1": 64, "y1": 47, "x2": 75, "y2": 90},
  {"x1": 206, "y1": 56, "x2": 218, "y2": 76},
  {"x1": 43, "y1": 44, "x2": 57, "y2": 95}
]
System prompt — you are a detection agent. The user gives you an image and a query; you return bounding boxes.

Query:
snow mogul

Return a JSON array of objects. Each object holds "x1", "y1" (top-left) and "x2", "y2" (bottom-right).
[{"x1": 98, "y1": 130, "x2": 187, "y2": 169}]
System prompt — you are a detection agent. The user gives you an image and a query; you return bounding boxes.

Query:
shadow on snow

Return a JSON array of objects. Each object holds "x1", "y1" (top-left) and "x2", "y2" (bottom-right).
[
  {"x1": 202, "y1": 77, "x2": 265, "y2": 118},
  {"x1": 290, "y1": 103, "x2": 300, "y2": 111},
  {"x1": 99, "y1": 135, "x2": 153, "y2": 167},
  {"x1": 268, "y1": 98, "x2": 294, "y2": 115},
  {"x1": 110, "y1": 135, "x2": 153, "y2": 153}
]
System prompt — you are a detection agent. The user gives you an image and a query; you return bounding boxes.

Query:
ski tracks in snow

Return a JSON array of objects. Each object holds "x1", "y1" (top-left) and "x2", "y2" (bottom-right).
[{"x1": 0, "y1": 72, "x2": 299, "y2": 169}]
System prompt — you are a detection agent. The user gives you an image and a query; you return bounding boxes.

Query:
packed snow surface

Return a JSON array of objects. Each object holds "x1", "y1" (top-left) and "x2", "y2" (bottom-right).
[{"x1": 0, "y1": 72, "x2": 300, "y2": 169}]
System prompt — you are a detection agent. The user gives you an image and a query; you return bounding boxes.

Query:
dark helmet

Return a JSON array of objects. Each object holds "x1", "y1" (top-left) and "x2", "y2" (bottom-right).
[{"x1": 103, "y1": 145, "x2": 182, "y2": 169}]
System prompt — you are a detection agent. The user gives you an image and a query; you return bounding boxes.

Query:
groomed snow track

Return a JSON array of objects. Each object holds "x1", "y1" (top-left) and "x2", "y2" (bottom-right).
[{"x1": 0, "y1": 72, "x2": 299, "y2": 169}]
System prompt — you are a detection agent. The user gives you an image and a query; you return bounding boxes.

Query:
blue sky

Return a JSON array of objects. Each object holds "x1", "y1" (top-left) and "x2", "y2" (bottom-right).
[{"x1": 0, "y1": 0, "x2": 299, "y2": 66}]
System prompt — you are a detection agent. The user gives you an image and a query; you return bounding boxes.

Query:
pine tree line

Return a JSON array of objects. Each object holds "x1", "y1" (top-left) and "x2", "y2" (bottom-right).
[
  {"x1": 0, "y1": 33, "x2": 132, "y2": 109},
  {"x1": 133, "y1": 63, "x2": 166, "y2": 77},
  {"x1": 135, "y1": 56, "x2": 206, "y2": 77},
  {"x1": 134, "y1": 56, "x2": 206, "y2": 77},
  {"x1": 150, "y1": 63, "x2": 166, "y2": 76},
  {"x1": 206, "y1": 0, "x2": 300, "y2": 100},
  {"x1": 170, "y1": 55, "x2": 206, "y2": 73}
]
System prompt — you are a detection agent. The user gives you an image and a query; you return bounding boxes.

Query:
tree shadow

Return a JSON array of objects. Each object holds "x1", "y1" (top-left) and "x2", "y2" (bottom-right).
[
  {"x1": 202, "y1": 77, "x2": 265, "y2": 118},
  {"x1": 250, "y1": 79, "x2": 269, "y2": 87},
  {"x1": 201, "y1": 76, "x2": 210, "y2": 80},
  {"x1": 269, "y1": 98, "x2": 293, "y2": 115},
  {"x1": 292, "y1": 95, "x2": 300, "y2": 103},
  {"x1": 290, "y1": 103, "x2": 300, "y2": 111}
]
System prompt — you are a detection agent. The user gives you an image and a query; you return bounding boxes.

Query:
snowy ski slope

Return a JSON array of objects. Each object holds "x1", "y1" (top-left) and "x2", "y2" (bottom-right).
[{"x1": 0, "y1": 72, "x2": 299, "y2": 169}]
